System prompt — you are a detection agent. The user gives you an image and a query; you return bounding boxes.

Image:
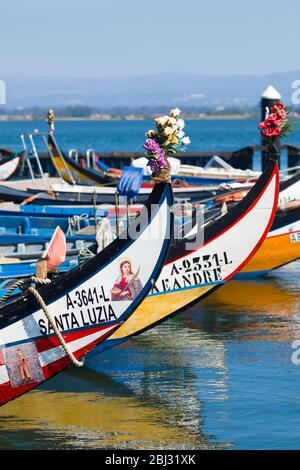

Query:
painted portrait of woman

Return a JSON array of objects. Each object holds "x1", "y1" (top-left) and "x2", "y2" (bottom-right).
[
  {"x1": 16, "y1": 348, "x2": 32, "y2": 384},
  {"x1": 111, "y1": 258, "x2": 142, "y2": 301}
]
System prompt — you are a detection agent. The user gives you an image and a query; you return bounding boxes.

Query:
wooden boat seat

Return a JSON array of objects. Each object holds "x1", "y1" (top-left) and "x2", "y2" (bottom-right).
[{"x1": 278, "y1": 199, "x2": 300, "y2": 212}]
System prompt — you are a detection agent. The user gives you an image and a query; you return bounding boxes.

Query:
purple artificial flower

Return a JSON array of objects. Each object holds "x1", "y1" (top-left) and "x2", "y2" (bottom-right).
[
  {"x1": 149, "y1": 159, "x2": 160, "y2": 173},
  {"x1": 143, "y1": 139, "x2": 162, "y2": 154},
  {"x1": 157, "y1": 152, "x2": 167, "y2": 167},
  {"x1": 148, "y1": 151, "x2": 167, "y2": 173},
  {"x1": 144, "y1": 138, "x2": 168, "y2": 172}
]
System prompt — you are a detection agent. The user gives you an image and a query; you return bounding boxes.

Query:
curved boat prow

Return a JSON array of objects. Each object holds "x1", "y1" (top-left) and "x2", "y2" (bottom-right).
[
  {"x1": 0, "y1": 155, "x2": 21, "y2": 181},
  {"x1": 47, "y1": 133, "x2": 115, "y2": 186},
  {"x1": 0, "y1": 183, "x2": 173, "y2": 406}
]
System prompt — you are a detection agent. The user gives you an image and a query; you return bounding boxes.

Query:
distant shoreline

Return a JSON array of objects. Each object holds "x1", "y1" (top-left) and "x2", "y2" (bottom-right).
[
  {"x1": 0, "y1": 113, "x2": 259, "y2": 122},
  {"x1": 0, "y1": 113, "x2": 299, "y2": 122}
]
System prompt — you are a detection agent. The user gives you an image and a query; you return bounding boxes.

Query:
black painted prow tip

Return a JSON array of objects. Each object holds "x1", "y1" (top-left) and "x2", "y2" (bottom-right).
[{"x1": 264, "y1": 143, "x2": 280, "y2": 163}]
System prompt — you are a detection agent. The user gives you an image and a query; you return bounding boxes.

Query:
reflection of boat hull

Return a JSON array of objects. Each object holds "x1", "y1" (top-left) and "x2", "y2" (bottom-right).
[{"x1": 1, "y1": 362, "x2": 215, "y2": 449}]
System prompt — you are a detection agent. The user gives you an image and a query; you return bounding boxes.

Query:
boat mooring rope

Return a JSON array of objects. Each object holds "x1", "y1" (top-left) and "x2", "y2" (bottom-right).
[
  {"x1": 27, "y1": 283, "x2": 84, "y2": 367},
  {"x1": 0, "y1": 279, "x2": 29, "y2": 303},
  {"x1": 67, "y1": 214, "x2": 89, "y2": 235},
  {"x1": 0, "y1": 276, "x2": 84, "y2": 368}
]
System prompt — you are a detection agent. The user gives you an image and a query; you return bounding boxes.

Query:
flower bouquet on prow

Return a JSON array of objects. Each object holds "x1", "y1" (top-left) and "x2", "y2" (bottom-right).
[
  {"x1": 258, "y1": 102, "x2": 295, "y2": 156},
  {"x1": 143, "y1": 108, "x2": 191, "y2": 183}
]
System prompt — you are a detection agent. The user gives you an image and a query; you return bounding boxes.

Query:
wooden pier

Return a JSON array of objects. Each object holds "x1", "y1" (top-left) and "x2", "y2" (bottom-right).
[{"x1": 9, "y1": 143, "x2": 300, "y2": 179}]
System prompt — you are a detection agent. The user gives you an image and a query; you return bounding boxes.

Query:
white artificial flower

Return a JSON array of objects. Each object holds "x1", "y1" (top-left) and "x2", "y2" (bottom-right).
[
  {"x1": 155, "y1": 116, "x2": 169, "y2": 127},
  {"x1": 170, "y1": 108, "x2": 181, "y2": 118},
  {"x1": 182, "y1": 136, "x2": 191, "y2": 145},
  {"x1": 176, "y1": 118, "x2": 185, "y2": 129},
  {"x1": 163, "y1": 126, "x2": 173, "y2": 136},
  {"x1": 177, "y1": 130, "x2": 185, "y2": 139},
  {"x1": 167, "y1": 116, "x2": 177, "y2": 126},
  {"x1": 146, "y1": 129, "x2": 156, "y2": 138}
]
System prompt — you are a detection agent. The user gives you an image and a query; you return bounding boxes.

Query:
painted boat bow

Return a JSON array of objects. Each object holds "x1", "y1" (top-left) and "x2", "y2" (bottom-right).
[{"x1": 0, "y1": 183, "x2": 173, "y2": 406}]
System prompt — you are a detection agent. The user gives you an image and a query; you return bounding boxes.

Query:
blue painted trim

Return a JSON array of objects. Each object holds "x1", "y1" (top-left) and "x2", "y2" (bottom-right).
[
  {"x1": 234, "y1": 270, "x2": 269, "y2": 279},
  {"x1": 149, "y1": 280, "x2": 224, "y2": 297}
]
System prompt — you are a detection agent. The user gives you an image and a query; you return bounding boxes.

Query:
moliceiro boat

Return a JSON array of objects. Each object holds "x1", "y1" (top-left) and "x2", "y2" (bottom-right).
[
  {"x1": 0, "y1": 153, "x2": 22, "y2": 181},
  {"x1": 88, "y1": 150, "x2": 279, "y2": 356},
  {"x1": 236, "y1": 200, "x2": 300, "y2": 278},
  {"x1": 198, "y1": 171, "x2": 300, "y2": 278},
  {"x1": 0, "y1": 182, "x2": 173, "y2": 406},
  {"x1": 0, "y1": 237, "x2": 94, "y2": 262},
  {"x1": 132, "y1": 154, "x2": 260, "y2": 186},
  {"x1": 47, "y1": 132, "x2": 116, "y2": 187}
]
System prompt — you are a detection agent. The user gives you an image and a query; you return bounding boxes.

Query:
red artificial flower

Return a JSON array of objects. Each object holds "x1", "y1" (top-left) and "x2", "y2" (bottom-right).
[
  {"x1": 268, "y1": 112, "x2": 284, "y2": 126},
  {"x1": 272, "y1": 102, "x2": 285, "y2": 110},
  {"x1": 263, "y1": 126, "x2": 281, "y2": 138},
  {"x1": 259, "y1": 113, "x2": 284, "y2": 139},
  {"x1": 258, "y1": 101, "x2": 293, "y2": 142},
  {"x1": 276, "y1": 109, "x2": 286, "y2": 120}
]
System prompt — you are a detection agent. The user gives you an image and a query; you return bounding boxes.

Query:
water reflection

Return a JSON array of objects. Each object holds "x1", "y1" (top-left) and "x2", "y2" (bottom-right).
[
  {"x1": 0, "y1": 324, "x2": 227, "y2": 449},
  {"x1": 0, "y1": 262, "x2": 299, "y2": 449},
  {"x1": 195, "y1": 262, "x2": 300, "y2": 342}
]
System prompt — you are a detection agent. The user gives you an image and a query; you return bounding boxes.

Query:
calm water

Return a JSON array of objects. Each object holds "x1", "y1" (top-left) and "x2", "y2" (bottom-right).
[
  {"x1": 1, "y1": 119, "x2": 264, "y2": 152},
  {"x1": 0, "y1": 119, "x2": 299, "y2": 450},
  {"x1": 0, "y1": 262, "x2": 300, "y2": 450},
  {"x1": 0, "y1": 118, "x2": 299, "y2": 170}
]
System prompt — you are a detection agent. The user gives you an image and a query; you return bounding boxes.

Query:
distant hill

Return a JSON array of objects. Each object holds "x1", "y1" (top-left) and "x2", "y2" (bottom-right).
[{"x1": 2, "y1": 71, "x2": 299, "y2": 110}]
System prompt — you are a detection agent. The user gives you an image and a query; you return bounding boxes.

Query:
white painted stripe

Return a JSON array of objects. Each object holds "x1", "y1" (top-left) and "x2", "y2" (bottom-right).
[
  {"x1": 0, "y1": 364, "x2": 9, "y2": 385},
  {"x1": 269, "y1": 221, "x2": 300, "y2": 237},
  {"x1": 39, "y1": 324, "x2": 116, "y2": 367},
  {"x1": 0, "y1": 325, "x2": 116, "y2": 385}
]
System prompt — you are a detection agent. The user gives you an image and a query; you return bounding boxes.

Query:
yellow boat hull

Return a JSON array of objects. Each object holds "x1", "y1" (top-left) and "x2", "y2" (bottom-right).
[
  {"x1": 238, "y1": 230, "x2": 300, "y2": 276},
  {"x1": 111, "y1": 284, "x2": 217, "y2": 340}
]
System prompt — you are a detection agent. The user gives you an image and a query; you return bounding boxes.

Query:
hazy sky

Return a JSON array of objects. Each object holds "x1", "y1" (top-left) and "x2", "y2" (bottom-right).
[{"x1": 1, "y1": 0, "x2": 299, "y2": 77}]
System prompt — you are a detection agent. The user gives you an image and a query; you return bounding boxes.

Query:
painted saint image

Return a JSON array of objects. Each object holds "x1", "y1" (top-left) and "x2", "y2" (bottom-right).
[
  {"x1": 111, "y1": 258, "x2": 143, "y2": 301},
  {"x1": 5, "y1": 343, "x2": 44, "y2": 388},
  {"x1": 16, "y1": 347, "x2": 32, "y2": 384}
]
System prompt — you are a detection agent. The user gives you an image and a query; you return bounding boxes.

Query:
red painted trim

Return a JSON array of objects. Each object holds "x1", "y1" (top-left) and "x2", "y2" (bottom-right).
[
  {"x1": 35, "y1": 324, "x2": 114, "y2": 354},
  {"x1": 268, "y1": 229, "x2": 300, "y2": 239},
  {"x1": 0, "y1": 323, "x2": 121, "y2": 405}
]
